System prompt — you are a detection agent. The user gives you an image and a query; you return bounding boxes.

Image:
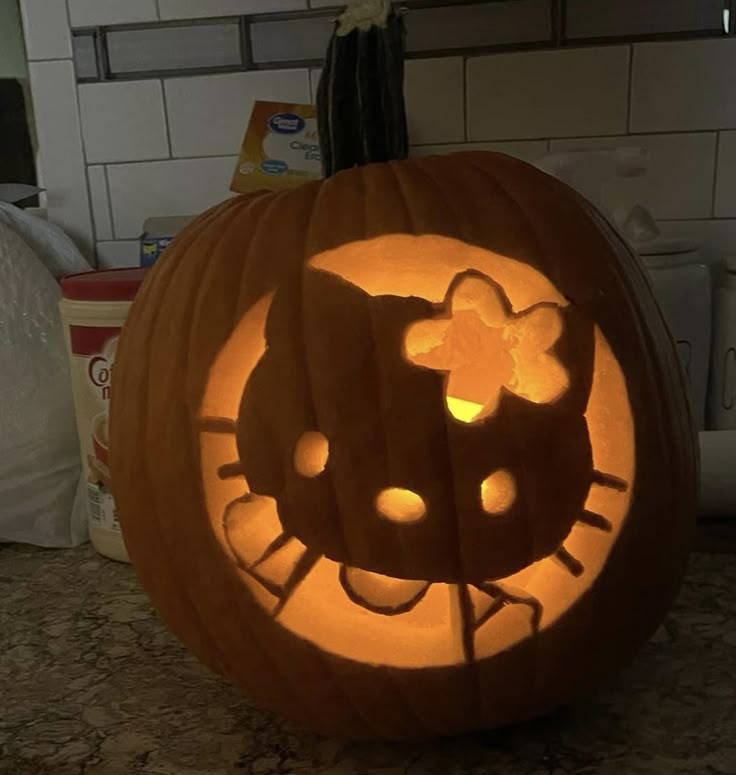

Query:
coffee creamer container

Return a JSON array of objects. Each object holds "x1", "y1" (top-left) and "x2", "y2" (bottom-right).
[{"x1": 59, "y1": 268, "x2": 146, "y2": 562}]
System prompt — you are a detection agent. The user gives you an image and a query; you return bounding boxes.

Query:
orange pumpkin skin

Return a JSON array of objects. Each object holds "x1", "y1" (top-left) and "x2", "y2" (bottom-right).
[{"x1": 110, "y1": 152, "x2": 696, "y2": 740}]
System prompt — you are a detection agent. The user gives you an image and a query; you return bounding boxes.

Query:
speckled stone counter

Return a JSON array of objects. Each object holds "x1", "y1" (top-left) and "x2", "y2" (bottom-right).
[{"x1": 1, "y1": 545, "x2": 735, "y2": 775}]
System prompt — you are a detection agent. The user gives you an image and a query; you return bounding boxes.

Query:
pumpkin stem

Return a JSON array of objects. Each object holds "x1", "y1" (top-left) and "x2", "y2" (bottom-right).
[{"x1": 317, "y1": 0, "x2": 409, "y2": 177}]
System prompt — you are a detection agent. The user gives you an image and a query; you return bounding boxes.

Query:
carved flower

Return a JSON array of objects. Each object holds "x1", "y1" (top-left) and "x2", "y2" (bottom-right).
[{"x1": 404, "y1": 274, "x2": 569, "y2": 423}]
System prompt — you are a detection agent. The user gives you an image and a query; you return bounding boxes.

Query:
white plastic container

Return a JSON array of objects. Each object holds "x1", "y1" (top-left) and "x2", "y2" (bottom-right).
[
  {"x1": 59, "y1": 268, "x2": 147, "y2": 562},
  {"x1": 708, "y1": 257, "x2": 736, "y2": 430},
  {"x1": 699, "y1": 431, "x2": 736, "y2": 515},
  {"x1": 639, "y1": 240, "x2": 711, "y2": 430}
]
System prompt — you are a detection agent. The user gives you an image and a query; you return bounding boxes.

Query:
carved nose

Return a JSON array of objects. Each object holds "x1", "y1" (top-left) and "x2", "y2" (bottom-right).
[{"x1": 375, "y1": 487, "x2": 426, "y2": 524}]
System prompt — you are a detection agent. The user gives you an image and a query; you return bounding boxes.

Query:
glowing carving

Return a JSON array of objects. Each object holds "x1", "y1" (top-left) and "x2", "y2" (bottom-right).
[
  {"x1": 294, "y1": 431, "x2": 329, "y2": 478},
  {"x1": 405, "y1": 274, "x2": 569, "y2": 423},
  {"x1": 341, "y1": 566, "x2": 430, "y2": 614},
  {"x1": 481, "y1": 469, "x2": 517, "y2": 515},
  {"x1": 376, "y1": 487, "x2": 426, "y2": 523},
  {"x1": 198, "y1": 235, "x2": 635, "y2": 670}
]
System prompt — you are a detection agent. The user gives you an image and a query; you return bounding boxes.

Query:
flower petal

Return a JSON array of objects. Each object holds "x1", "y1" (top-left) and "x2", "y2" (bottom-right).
[
  {"x1": 450, "y1": 275, "x2": 507, "y2": 327},
  {"x1": 507, "y1": 351, "x2": 570, "y2": 404},
  {"x1": 340, "y1": 566, "x2": 430, "y2": 615},
  {"x1": 510, "y1": 305, "x2": 564, "y2": 352},
  {"x1": 404, "y1": 318, "x2": 451, "y2": 366}
]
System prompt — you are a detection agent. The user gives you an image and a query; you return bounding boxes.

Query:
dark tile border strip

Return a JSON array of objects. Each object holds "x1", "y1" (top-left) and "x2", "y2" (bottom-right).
[{"x1": 72, "y1": 0, "x2": 733, "y2": 84}]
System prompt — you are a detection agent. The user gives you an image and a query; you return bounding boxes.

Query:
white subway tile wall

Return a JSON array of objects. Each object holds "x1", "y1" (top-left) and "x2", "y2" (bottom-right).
[
  {"x1": 164, "y1": 70, "x2": 311, "y2": 158},
  {"x1": 96, "y1": 241, "x2": 141, "y2": 269},
  {"x1": 467, "y1": 46, "x2": 630, "y2": 140},
  {"x1": 405, "y1": 57, "x2": 465, "y2": 144},
  {"x1": 79, "y1": 81, "x2": 170, "y2": 164},
  {"x1": 106, "y1": 157, "x2": 237, "y2": 239},
  {"x1": 550, "y1": 133, "x2": 718, "y2": 220},
  {"x1": 715, "y1": 132, "x2": 736, "y2": 218},
  {"x1": 28, "y1": 60, "x2": 93, "y2": 258},
  {"x1": 630, "y1": 40, "x2": 736, "y2": 132},
  {"x1": 67, "y1": 0, "x2": 158, "y2": 28},
  {"x1": 18, "y1": 2, "x2": 736, "y2": 266},
  {"x1": 19, "y1": 0, "x2": 72, "y2": 60}
]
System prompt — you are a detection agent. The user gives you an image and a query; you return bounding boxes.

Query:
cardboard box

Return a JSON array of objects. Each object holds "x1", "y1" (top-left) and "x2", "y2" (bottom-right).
[{"x1": 231, "y1": 101, "x2": 322, "y2": 193}]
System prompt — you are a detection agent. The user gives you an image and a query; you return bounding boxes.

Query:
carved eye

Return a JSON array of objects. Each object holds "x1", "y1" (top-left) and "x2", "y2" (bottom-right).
[
  {"x1": 481, "y1": 469, "x2": 517, "y2": 515},
  {"x1": 294, "y1": 431, "x2": 329, "y2": 477}
]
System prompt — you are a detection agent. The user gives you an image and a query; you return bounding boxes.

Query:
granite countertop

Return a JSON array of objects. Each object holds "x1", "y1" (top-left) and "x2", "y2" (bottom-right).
[{"x1": 1, "y1": 544, "x2": 735, "y2": 775}]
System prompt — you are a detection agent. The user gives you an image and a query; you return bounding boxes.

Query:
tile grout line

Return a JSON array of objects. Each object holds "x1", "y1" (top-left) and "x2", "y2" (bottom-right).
[
  {"x1": 657, "y1": 216, "x2": 736, "y2": 222},
  {"x1": 64, "y1": 0, "x2": 74, "y2": 38},
  {"x1": 158, "y1": 78, "x2": 174, "y2": 160},
  {"x1": 411, "y1": 129, "x2": 724, "y2": 147},
  {"x1": 67, "y1": 12, "x2": 98, "y2": 267},
  {"x1": 711, "y1": 131, "x2": 721, "y2": 218},
  {"x1": 625, "y1": 42, "x2": 634, "y2": 134},
  {"x1": 26, "y1": 56, "x2": 75, "y2": 62},
  {"x1": 83, "y1": 167, "x2": 99, "y2": 259},
  {"x1": 102, "y1": 165, "x2": 116, "y2": 242},
  {"x1": 99, "y1": 154, "x2": 238, "y2": 167}
]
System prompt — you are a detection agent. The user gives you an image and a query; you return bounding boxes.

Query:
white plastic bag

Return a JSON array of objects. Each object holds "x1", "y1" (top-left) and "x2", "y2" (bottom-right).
[
  {"x1": 0, "y1": 219, "x2": 87, "y2": 546},
  {"x1": 0, "y1": 201, "x2": 90, "y2": 277}
]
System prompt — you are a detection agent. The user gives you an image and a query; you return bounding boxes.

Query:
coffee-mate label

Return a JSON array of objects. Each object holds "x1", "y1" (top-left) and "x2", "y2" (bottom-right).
[
  {"x1": 66, "y1": 325, "x2": 121, "y2": 533},
  {"x1": 231, "y1": 101, "x2": 322, "y2": 193}
]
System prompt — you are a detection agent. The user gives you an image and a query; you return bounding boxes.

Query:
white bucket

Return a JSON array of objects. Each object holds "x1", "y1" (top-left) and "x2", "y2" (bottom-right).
[{"x1": 59, "y1": 268, "x2": 146, "y2": 562}]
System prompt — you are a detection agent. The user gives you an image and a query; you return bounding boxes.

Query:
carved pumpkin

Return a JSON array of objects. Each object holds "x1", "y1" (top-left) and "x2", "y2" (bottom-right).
[{"x1": 110, "y1": 152, "x2": 696, "y2": 739}]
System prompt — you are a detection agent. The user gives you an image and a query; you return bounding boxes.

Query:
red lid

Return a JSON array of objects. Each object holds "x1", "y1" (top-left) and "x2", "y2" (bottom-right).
[{"x1": 60, "y1": 267, "x2": 148, "y2": 302}]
